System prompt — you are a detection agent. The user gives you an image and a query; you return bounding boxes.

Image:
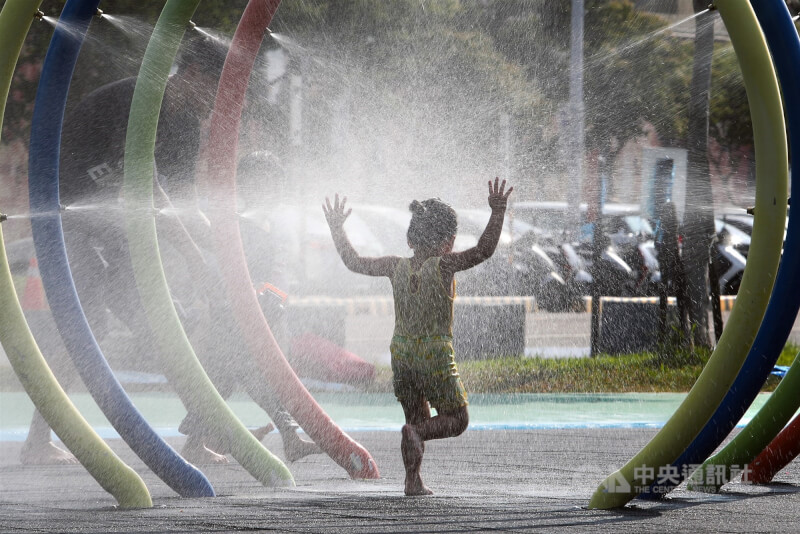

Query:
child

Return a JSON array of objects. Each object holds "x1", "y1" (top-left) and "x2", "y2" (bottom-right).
[{"x1": 323, "y1": 177, "x2": 513, "y2": 495}]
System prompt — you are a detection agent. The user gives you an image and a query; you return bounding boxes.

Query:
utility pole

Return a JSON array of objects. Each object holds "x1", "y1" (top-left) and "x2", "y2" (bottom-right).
[{"x1": 567, "y1": 0, "x2": 585, "y2": 235}]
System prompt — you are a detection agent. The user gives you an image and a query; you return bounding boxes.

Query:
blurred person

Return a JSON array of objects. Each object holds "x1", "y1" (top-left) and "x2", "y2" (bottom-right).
[
  {"x1": 23, "y1": 38, "x2": 318, "y2": 466},
  {"x1": 22, "y1": 34, "x2": 224, "y2": 465},
  {"x1": 176, "y1": 151, "x2": 320, "y2": 464}
]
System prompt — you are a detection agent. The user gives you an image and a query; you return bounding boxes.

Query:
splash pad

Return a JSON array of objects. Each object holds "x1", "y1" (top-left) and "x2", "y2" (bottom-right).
[{"x1": 0, "y1": 0, "x2": 796, "y2": 520}]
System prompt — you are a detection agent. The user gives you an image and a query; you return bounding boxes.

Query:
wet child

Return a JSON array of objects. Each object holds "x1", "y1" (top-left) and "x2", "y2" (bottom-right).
[{"x1": 323, "y1": 177, "x2": 513, "y2": 495}]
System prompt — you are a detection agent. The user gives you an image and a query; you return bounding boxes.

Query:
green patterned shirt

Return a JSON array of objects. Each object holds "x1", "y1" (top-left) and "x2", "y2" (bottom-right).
[{"x1": 391, "y1": 257, "x2": 454, "y2": 338}]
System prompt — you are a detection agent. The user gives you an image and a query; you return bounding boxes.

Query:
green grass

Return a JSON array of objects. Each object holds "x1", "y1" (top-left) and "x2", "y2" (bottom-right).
[
  {"x1": 776, "y1": 343, "x2": 799, "y2": 366},
  {"x1": 3, "y1": 343, "x2": 798, "y2": 395},
  {"x1": 364, "y1": 342, "x2": 800, "y2": 394}
]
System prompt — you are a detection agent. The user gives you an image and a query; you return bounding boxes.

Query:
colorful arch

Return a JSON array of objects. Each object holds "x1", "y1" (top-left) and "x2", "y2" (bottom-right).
[
  {"x1": 642, "y1": 0, "x2": 800, "y2": 499},
  {"x1": 689, "y1": 354, "x2": 800, "y2": 491},
  {"x1": 122, "y1": 0, "x2": 294, "y2": 488},
  {"x1": 746, "y1": 399, "x2": 800, "y2": 484},
  {"x1": 27, "y1": 0, "x2": 214, "y2": 498},
  {"x1": 683, "y1": 0, "x2": 800, "y2": 493},
  {"x1": 5, "y1": 0, "x2": 795, "y2": 509},
  {"x1": 203, "y1": 0, "x2": 380, "y2": 480},
  {"x1": 0, "y1": 0, "x2": 151, "y2": 509},
  {"x1": 589, "y1": 0, "x2": 789, "y2": 508}
]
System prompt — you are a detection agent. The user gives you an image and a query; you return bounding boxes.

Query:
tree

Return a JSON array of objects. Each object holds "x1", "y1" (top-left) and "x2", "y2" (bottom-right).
[
  {"x1": 479, "y1": 1, "x2": 694, "y2": 198},
  {"x1": 266, "y1": 0, "x2": 548, "y2": 201},
  {"x1": 681, "y1": 0, "x2": 716, "y2": 349}
]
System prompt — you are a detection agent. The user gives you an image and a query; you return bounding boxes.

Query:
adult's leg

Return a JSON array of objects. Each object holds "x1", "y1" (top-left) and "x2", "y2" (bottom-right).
[
  {"x1": 20, "y1": 410, "x2": 79, "y2": 465},
  {"x1": 240, "y1": 371, "x2": 321, "y2": 462},
  {"x1": 204, "y1": 300, "x2": 321, "y2": 462},
  {"x1": 20, "y1": 340, "x2": 79, "y2": 465},
  {"x1": 21, "y1": 225, "x2": 107, "y2": 464},
  {"x1": 102, "y1": 236, "x2": 164, "y2": 374}
]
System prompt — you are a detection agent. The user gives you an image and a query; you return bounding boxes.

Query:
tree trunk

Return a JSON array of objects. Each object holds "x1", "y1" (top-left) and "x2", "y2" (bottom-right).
[{"x1": 682, "y1": 1, "x2": 716, "y2": 349}]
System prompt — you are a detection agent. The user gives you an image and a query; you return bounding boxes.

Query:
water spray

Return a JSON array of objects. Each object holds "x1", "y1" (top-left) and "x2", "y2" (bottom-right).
[
  {"x1": 590, "y1": 0, "x2": 789, "y2": 509},
  {"x1": 203, "y1": 0, "x2": 380, "y2": 480},
  {"x1": 122, "y1": 0, "x2": 293, "y2": 489},
  {"x1": 26, "y1": 0, "x2": 215, "y2": 501},
  {"x1": 0, "y1": 0, "x2": 152, "y2": 510}
]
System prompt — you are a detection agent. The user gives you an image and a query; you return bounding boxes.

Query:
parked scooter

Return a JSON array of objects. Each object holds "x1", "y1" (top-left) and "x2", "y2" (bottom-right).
[
  {"x1": 569, "y1": 236, "x2": 639, "y2": 298},
  {"x1": 711, "y1": 223, "x2": 747, "y2": 295},
  {"x1": 510, "y1": 237, "x2": 570, "y2": 311}
]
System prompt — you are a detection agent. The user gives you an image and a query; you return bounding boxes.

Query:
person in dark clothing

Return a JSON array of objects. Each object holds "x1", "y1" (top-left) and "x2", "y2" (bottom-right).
[
  {"x1": 23, "y1": 34, "x2": 220, "y2": 465},
  {"x1": 176, "y1": 150, "x2": 321, "y2": 464},
  {"x1": 23, "y1": 36, "x2": 318, "y2": 466},
  {"x1": 56, "y1": 33, "x2": 217, "y2": 361}
]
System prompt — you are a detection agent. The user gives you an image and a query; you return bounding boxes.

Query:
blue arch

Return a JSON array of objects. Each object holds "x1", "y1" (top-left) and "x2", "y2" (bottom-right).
[
  {"x1": 27, "y1": 0, "x2": 214, "y2": 498},
  {"x1": 642, "y1": 0, "x2": 800, "y2": 499}
]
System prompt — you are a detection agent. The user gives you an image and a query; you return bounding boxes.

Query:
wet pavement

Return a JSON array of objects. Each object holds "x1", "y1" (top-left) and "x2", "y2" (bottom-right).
[{"x1": 1, "y1": 428, "x2": 798, "y2": 533}]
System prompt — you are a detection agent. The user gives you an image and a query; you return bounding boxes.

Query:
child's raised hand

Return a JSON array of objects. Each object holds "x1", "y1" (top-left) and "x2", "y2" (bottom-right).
[
  {"x1": 488, "y1": 177, "x2": 513, "y2": 211},
  {"x1": 323, "y1": 193, "x2": 352, "y2": 229}
]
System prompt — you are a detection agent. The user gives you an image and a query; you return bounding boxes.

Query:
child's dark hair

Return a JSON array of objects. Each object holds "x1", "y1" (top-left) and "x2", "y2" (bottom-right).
[
  {"x1": 175, "y1": 33, "x2": 228, "y2": 77},
  {"x1": 407, "y1": 198, "x2": 458, "y2": 250},
  {"x1": 236, "y1": 150, "x2": 285, "y2": 196}
]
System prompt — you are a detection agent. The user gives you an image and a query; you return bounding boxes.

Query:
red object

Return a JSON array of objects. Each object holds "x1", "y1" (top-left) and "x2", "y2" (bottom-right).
[
  {"x1": 21, "y1": 257, "x2": 47, "y2": 311},
  {"x1": 290, "y1": 333, "x2": 376, "y2": 385},
  {"x1": 204, "y1": 0, "x2": 379, "y2": 479},
  {"x1": 257, "y1": 282, "x2": 288, "y2": 303},
  {"x1": 746, "y1": 413, "x2": 800, "y2": 484}
]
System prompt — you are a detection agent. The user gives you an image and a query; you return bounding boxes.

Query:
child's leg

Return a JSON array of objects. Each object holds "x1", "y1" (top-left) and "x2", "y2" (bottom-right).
[
  {"x1": 240, "y1": 358, "x2": 321, "y2": 463},
  {"x1": 402, "y1": 405, "x2": 469, "y2": 496},
  {"x1": 409, "y1": 405, "x2": 469, "y2": 442},
  {"x1": 400, "y1": 396, "x2": 432, "y2": 496}
]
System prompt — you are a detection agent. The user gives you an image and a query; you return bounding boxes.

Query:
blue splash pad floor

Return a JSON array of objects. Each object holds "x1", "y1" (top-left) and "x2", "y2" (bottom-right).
[{"x1": 0, "y1": 391, "x2": 777, "y2": 441}]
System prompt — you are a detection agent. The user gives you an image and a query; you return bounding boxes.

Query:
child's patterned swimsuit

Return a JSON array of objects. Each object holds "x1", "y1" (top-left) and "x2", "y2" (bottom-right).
[{"x1": 389, "y1": 257, "x2": 468, "y2": 412}]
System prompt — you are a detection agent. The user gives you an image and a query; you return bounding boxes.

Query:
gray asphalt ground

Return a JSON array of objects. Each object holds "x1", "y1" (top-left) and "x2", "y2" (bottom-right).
[{"x1": 1, "y1": 428, "x2": 799, "y2": 533}]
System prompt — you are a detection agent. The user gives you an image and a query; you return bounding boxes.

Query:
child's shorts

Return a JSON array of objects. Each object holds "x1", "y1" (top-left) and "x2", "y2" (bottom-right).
[{"x1": 390, "y1": 335, "x2": 468, "y2": 413}]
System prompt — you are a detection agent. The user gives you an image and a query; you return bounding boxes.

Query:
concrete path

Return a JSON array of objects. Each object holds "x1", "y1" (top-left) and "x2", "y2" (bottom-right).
[{"x1": 1, "y1": 429, "x2": 798, "y2": 533}]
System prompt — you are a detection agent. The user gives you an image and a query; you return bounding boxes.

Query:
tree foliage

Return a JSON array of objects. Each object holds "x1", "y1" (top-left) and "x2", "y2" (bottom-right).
[
  {"x1": 264, "y1": 0, "x2": 548, "y2": 194},
  {"x1": 3, "y1": 0, "x2": 248, "y2": 142},
  {"x1": 2, "y1": 0, "x2": 763, "y2": 197}
]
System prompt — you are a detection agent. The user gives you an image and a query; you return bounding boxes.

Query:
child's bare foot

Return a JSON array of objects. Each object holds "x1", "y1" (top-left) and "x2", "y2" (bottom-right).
[
  {"x1": 184, "y1": 445, "x2": 229, "y2": 465},
  {"x1": 401, "y1": 425, "x2": 432, "y2": 496},
  {"x1": 405, "y1": 475, "x2": 433, "y2": 496},
  {"x1": 181, "y1": 436, "x2": 229, "y2": 465},
  {"x1": 206, "y1": 424, "x2": 275, "y2": 455},
  {"x1": 20, "y1": 441, "x2": 79, "y2": 465}
]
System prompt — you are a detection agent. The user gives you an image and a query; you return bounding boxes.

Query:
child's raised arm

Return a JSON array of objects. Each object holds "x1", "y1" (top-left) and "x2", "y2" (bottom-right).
[
  {"x1": 441, "y1": 178, "x2": 513, "y2": 274},
  {"x1": 323, "y1": 194, "x2": 399, "y2": 277}
]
